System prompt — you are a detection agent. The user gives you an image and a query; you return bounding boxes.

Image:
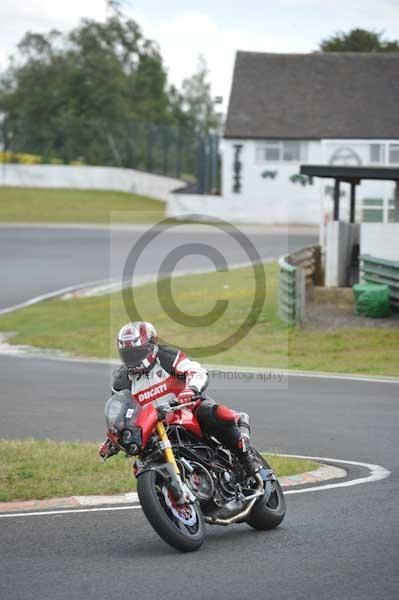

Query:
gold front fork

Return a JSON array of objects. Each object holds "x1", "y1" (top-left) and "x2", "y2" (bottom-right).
[{"x1": 155, "y1": 421, "x2": 180, "y2": 475}]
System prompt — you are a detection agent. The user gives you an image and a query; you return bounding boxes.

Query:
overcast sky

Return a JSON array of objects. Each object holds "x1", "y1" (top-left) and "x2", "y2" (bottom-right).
[{"x1": 1, "y1": 0, "x2": 399, "y2": 109}]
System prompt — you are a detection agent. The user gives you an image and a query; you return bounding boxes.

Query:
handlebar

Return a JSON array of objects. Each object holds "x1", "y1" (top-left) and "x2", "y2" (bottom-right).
[
  {"x1": 169, "y1": 400, "x2": 198, "y2": 411},
  {"x1": 156, "y1": 399, "x2": 199, "y2": 419}
]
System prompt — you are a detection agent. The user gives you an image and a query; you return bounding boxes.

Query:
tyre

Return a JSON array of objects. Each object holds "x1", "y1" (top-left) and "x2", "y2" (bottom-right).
[
  {"x1": 137, "y1": 470, "x2": 205, "y2": 552},
  {"x1": 246, "y1": 454, "x2": 286, "y2": 531}
]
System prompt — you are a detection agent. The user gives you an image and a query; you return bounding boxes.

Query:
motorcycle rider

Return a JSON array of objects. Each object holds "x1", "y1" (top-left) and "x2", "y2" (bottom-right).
[{"x1": 99, "y1": 321, "x2": 259, "y2": 474}]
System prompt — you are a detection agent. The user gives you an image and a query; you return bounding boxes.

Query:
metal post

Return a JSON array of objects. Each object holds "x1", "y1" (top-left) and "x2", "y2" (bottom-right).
[
  {"x1": 209, "y1": 134, "x2": 218, "y2": 193},
  {"x1": 394, "y1": 180, "x2": 399, "y2": 223},
  {"x1": 333, "y1": 179, "x2": 340, "y2": 221},
  {"x1": 313, "y1": 245, "x2": 323, "y2": 286},
  {"x1": 175, "y1": 128, "x2": 182, "y2": 178},
  {"x1": 146, "y1": 125, "x2": 153, "y2": 173},
  {"x1": 197, "y1": 137, "x2": 206, "y2": 194},
  {"x1": 295, "y1": 266, "x2": 306, "y2": 324},
  {"x1": 127, "y1": 121, "x2": 135, "y2": 169},
  {"x1": 214, "y1": 135, "x2": 220, "y2": 193},
  {"x1": 162, "y1": 125, "x2": 169, "y2": 175},
  {"x1": 203, "y1": 136, "x2": 210, "y2": 194},
  {"x1": 350, "y1": 181, "x2": 356, "y2": 223}
]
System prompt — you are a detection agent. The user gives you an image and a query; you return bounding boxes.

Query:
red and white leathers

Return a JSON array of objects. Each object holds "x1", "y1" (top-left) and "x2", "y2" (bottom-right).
[
  {"x1": 109, "y1": 344, "x2": 254, "y2": 467},
  {"x1": 113, "y1": 347, "x2": 208, "y2": 404}
]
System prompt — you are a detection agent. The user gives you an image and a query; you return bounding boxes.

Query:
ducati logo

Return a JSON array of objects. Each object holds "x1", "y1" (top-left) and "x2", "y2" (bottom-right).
[{"x1": 138, "y1": 383, "x2": 168, "y2": 402}]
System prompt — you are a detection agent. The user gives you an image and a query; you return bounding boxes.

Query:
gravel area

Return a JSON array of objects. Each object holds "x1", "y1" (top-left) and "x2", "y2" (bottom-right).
[{"x1": 304, "y1": 302, "x2": 399, "y2": 330}]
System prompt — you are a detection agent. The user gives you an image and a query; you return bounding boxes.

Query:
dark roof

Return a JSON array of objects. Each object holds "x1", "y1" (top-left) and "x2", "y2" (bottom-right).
[
  {"x1": 301, "y1": 165, "x2": 399, "y2": 182},
  {"x1": 224, "y1": 52, "x2": 399, "y2": 140}
]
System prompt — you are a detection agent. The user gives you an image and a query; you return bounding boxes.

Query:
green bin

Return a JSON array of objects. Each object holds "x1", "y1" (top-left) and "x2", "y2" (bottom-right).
[{"x1": 353, "y1": 282, "x2": 391, "y2": 318}]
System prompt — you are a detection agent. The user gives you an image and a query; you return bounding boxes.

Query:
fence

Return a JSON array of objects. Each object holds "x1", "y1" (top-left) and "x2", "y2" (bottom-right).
[
  {"x1": 0, "y1": 120, "x2": 220, "y2": 195},
  {"x1": 359, "y1": 254, "x2": 399, "y2": 311},
  {"x1": 278, "y1": 245, "x2": 322, "y2": 325}
]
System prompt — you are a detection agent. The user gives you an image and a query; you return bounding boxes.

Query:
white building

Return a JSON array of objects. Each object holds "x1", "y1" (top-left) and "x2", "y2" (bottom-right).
[
  {"x1": 168, "y1": 51, "x2": 399, "y2": 226},
  {"x1": 222, "y1": 138, "x2": 399, "y2": 225},
  {"x1": 222, "y1": 51, "x2": 399, "y2": 225}
]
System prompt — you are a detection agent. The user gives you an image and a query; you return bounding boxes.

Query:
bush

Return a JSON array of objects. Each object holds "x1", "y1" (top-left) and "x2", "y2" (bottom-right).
[{"x1": 0, "y1": 151, "x2": 42, "y2": 164}]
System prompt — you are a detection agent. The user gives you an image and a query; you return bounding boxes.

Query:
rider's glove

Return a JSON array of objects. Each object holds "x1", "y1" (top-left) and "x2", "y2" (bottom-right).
[
  {"x1": 177, "y1": 388, "x2": 196, "y2": 404},
  {"x1": 99, "y1": 438, "x2": 119, "y2": 460}
]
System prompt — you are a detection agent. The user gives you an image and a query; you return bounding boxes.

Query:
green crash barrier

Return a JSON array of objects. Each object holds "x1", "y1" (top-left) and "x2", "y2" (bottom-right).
[{"x1": 353, "y1": 282, "x2": 391, "y2": 318}]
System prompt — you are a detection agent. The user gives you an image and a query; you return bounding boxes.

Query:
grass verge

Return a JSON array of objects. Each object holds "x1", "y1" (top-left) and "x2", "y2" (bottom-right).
[
  {"x1": 0, "y1": 440, "x2": 320, "y2": 502},
  {"x1": 0, "y1": 262, "x2": 399, "y2": 375},
  {"x1": 0, "y1": 187, "x2": 165, "y2": 223}
]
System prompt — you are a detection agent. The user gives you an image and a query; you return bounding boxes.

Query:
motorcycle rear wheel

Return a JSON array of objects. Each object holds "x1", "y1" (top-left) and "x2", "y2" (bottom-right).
[
  {"x1": 137, "y1": 470, "x2": 205, "y2": 552},
  {"x1": 246, "y1": 455, "x2": 286, "y2": 531}
]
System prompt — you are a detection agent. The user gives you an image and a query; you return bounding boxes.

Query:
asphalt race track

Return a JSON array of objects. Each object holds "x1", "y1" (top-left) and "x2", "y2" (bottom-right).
[
  {"x1": 0, "y1": 224, "x2": 316, "y2": 310},
  {"x1": 0, "y1": 356, "x2": 398, "y2": 600},
  {"x1": 1, "y1": 224, "x2": 398, "y2": 600}
]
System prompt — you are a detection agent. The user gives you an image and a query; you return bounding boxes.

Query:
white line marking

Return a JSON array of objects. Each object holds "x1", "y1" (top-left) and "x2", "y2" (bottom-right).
[
  {"x1": 0, "y1": 455, "x2": 390, "y2": 519},
  {"x1": 205, "y1": 364, "x2": 399, "y2": 384},
  {"x1": 283, "y1": 372, "x2": 399, "y2": 384},
  {"x1": 0, "y1": 260, "x2": 262, "y2": 316},
  {"x1": 279, "y1": 454, "x2": 391, "y2": 495},
  {"x1": 0, "y1": 341, "x2": 398, "y2": 384},
  {"x1": 0, "y1": 505, "x2": 142, "y2": 519},
  {"x1": 0, "y1": 278, "x2": 110, "y2": 315}
]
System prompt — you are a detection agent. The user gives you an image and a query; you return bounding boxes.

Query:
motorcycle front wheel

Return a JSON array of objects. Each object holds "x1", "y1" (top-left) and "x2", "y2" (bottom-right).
[{"x1": 137, "y1": 470, "x2": 205, "y2": 552}]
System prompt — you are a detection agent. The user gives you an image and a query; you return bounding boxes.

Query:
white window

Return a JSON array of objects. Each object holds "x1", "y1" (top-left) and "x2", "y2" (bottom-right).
[
  {"x1": 255, "y1": 141, "x2": 306, "y2": 163},
  {"x1": 265, "y1": 144, "x2": 280, "y2": 161},
  {"x1": 369, "y1": 144, "x2": 384, "y2": 164},
  {"x1": 362, "y1": 198, "x2": 384, "y2": 223},
  {"x1": 389, "y1": 144, "x2": 399, "y2": 164}
]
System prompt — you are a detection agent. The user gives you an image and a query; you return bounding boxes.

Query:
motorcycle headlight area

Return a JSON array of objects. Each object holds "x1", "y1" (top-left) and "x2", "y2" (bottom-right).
[
  {"x1": 104, "y1": 389, "x2": 136, "y2": 431},
  {"x1": 121, "y1": 427, "x2": 142, "y2": 454}
]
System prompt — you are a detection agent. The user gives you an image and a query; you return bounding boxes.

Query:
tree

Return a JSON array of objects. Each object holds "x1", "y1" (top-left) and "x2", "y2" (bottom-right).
[
  {"x1": 0, "y1": 12, "x2": 221, "y2": 182},
  {"x1": 0, "y1": 14, "x2": 171, "y2": 164},
  {"x1": 181, "y1": 55, "x2": 221, "y2": 137},
  {"x1": 319, "y1": 28, "x2": 399, "y2": 53}
]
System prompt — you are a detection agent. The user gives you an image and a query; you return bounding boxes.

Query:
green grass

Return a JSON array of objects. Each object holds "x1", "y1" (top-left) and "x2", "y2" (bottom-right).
[
  {"x1": 0, "y1": 440, "x2": 320, "y2": 502},
  {"x1": 0, "y1": 187, "x2": 165, "y2": 223},
  {"x1": 1, "y1": 261, "x2": 399, "y2": 376}
]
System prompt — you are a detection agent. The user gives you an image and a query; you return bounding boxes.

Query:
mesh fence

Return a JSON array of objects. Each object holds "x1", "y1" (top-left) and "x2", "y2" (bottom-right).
[{"x1": 0, "y1": 119, "x2": 220, "y2": 194}]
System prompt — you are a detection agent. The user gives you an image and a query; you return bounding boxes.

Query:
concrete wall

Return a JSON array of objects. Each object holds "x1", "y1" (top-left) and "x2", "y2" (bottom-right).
[
  {"x1": 325, "y1": 221, "x2": 360, "y2": 287},
  {"x1": 166, "y1": 190, "x2": 302, "y2": 223},
  {"x1": 0, "y1": 164, "x2": 183, "y2": 202},
  {"x1": 166, "y1": 189, "x2": 321, "y2": 224},
  {"x1": 166, "y1": 192, "x2": 231, "y2": 221},
  {"x1": 360, "y1": 224, "x2": 399, "y2": 261}
]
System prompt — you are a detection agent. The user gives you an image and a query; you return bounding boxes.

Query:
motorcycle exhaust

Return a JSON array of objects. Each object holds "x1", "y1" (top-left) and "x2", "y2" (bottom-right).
[{"x1": 204, "y1": 472, "x2": 264, "y2": 526}]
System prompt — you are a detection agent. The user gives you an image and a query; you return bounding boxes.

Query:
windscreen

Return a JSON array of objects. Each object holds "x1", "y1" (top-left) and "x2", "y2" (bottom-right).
[{"x1": 104, "y1": 389, "x2": 139, "y2": 432}]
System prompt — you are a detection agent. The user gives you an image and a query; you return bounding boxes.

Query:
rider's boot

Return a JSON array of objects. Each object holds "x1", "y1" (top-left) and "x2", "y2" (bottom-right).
[
  {"x1": 234, "y1": 440, "x2": 261, "y2": 475},
  {"x1": 234, "y1": 412, "x2": 261, "y2": 475}
]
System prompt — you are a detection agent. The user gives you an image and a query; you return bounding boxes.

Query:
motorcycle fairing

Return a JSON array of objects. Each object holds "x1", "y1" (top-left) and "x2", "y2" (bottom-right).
[{"x1": 133, "y1": 402, "x2": 159, "y2": 448}]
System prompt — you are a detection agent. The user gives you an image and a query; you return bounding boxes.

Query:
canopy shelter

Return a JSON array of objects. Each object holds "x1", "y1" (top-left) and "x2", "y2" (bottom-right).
[{"x1": 300, "y1": 165, "x2": 399, "y2": 223}]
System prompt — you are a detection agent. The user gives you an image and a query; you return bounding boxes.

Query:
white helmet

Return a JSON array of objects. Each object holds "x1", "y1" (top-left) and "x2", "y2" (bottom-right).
[{"x1": 117, "y1": 321, "x2": 158, "y2": 373}]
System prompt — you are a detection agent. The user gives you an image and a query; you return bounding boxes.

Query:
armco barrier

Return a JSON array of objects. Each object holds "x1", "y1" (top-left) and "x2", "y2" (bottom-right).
[
  {"x1": 278, "y1": 245, "x2": 322, "y2": 325},
  {"x1": 360, "y1": 254, "x2": 399, "y2": 311}
]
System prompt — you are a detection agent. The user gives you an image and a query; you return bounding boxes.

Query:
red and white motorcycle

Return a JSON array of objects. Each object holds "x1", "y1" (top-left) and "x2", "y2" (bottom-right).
[{"x1": 102, "y1": 389, "x2": 286, "y2": 552}]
